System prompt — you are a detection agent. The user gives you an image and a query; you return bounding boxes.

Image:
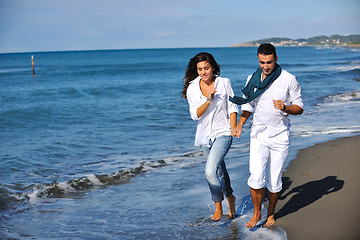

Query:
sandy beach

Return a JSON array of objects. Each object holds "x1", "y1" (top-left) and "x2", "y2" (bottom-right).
[{"x1": 275, "y1": 135, "x2": 360, "y2": 240}]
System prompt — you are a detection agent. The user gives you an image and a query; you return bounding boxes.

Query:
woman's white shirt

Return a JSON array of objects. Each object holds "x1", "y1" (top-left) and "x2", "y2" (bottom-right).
[{"x1": 186, "y1": 76, "x2": 238, "y2": 147}]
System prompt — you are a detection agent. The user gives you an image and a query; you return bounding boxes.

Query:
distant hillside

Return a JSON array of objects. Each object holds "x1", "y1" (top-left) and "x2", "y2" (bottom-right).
[{"x1": 231, "y1": 34, "x2": 360, "y2": 47}]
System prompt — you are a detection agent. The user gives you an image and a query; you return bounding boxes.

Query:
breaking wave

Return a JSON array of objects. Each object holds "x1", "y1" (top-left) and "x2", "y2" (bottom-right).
[
  {"x1": 1, "y1": 150, "x2": 205, "y2": 207},
  {"x1": 321, "y1": 90, "x2": 360, "y2": 104}
]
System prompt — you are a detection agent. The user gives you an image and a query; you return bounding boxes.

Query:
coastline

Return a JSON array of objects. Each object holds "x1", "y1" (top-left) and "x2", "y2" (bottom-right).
[
  {"x1": 231, "y1": 44, "x2": 360, "y2": 48},
  {"x1": 275, "y1": 135, "x2": 360, "y2": 240}
]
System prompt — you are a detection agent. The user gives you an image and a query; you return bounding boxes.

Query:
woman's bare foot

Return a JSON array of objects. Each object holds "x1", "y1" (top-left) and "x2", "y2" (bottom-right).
[
  {"x1": 211, "y1": 201, "x2": 222, "y2": 221},
  {"x1": 245, "y1": 214, "x2": 261, "y2": 228},
  {"x1": 227, "y1": 195, "x2": 236, "y2": 219},
  {"x1": 263, "y1": 215, "x2": 275, "y2": 227}
]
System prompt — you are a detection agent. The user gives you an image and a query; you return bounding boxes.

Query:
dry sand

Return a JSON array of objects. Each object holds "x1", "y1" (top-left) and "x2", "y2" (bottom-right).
[{"x1": 275, "y1": 135, "x2": 360, "y2": 240}]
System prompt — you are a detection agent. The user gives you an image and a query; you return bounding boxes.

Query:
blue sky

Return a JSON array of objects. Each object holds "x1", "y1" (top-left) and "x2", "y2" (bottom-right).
[{"x1": 0, "y1": 0, "x2": 359, "y2": 53}]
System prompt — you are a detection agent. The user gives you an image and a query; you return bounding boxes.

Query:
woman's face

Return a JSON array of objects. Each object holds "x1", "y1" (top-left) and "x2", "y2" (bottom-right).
[{"x1": 197, "y1": 61, "x2": 213, "y2": 82}]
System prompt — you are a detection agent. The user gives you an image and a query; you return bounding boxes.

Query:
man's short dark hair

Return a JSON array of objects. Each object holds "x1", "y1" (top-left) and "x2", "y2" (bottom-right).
[{"x1": 257, "y1": 43, "x2": 277, "y2": 57}]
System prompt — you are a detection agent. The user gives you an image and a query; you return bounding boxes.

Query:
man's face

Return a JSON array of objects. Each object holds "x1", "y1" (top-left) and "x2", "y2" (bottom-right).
[{"x1": 258, "y1": 53, "x2": 278, "y2": 78}]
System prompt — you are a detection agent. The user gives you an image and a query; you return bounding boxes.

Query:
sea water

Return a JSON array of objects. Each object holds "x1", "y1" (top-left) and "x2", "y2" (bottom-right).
[{"x1": 0, "y1": 47, "x2": 359, "y2": 239}]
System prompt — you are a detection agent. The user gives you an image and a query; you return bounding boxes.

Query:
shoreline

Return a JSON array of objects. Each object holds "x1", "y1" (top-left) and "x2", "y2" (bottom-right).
[{"x1": 275, "y1": 134, "x2": 360, "y2": 240}]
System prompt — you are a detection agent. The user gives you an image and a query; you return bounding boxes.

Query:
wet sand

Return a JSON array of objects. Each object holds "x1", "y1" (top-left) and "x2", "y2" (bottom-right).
[{"x1": 275, "y1": 135, "x2": 360, "y2": 240}]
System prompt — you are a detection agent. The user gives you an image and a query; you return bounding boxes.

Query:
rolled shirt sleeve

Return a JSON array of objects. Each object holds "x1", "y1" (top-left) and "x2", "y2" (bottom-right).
[
  {"x1": 226, "y1": 78, "x2": 240, "y2": 115},
  {"x1": 187, "y1": 85, "x2": 205, "y2": 121},
  {"x1": 288, "y1": 76, "x2": 304, "y2": 109}
]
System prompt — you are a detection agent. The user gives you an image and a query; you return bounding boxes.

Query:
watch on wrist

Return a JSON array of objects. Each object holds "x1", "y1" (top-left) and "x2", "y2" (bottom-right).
[{"x1": 282, "y1": 105, "x2": 287, "y2": 111}]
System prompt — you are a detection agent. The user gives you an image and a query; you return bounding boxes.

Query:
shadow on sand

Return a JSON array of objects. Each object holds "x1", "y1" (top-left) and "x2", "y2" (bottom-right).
[{"x1": 275, "y1": 176, "x2": 344, "y2": 219}]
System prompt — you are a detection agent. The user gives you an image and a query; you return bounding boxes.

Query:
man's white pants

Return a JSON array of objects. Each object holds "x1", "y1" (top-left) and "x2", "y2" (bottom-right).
[{"x1": 247, "y1": 129, "x2": 290, "y2": 193}]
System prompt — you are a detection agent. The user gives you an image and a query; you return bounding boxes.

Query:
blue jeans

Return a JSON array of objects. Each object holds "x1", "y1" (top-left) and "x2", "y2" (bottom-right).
[{"x1": 205, "y1": 135, "x2": 233, "y2": 202}]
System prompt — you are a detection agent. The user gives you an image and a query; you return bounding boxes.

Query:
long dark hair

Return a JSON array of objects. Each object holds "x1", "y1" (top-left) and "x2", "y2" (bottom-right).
[{"x1": 181, "y1": 52, "x2": 220, "y2": 99}]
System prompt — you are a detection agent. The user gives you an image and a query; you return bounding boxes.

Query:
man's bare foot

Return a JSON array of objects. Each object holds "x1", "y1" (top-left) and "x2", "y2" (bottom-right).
[
  {"x1": 245, "y1": 214, "x2": 261, "y2": 229},
  {"x1": 263, "y1": 215, "x2": 275, "y2": 227},
  {"x1": 211, "y1": 201, "x2": 222, "y2": 221},
  {"x1": 227, "y1": 195, "x2": 236, "y2": 219}
]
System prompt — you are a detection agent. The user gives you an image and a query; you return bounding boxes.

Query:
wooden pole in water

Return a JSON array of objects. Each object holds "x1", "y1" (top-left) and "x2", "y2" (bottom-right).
[{"x1": 31, "y1": 55, "x2": 35, "y2": 77}]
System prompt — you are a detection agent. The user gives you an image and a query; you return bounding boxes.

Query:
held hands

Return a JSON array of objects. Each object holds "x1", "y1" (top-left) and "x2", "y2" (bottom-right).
[{"x1": 231, "y1": 125, "x2": 243, "y2": 138}]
